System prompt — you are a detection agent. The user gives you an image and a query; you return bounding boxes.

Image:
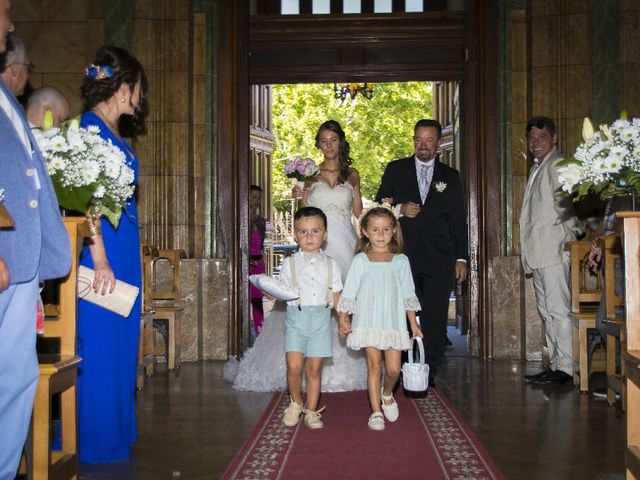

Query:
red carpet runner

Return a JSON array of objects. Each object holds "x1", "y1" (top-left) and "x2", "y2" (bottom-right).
[{"x1": 221, "y1": 389, "x2": 504, "y2": 479}]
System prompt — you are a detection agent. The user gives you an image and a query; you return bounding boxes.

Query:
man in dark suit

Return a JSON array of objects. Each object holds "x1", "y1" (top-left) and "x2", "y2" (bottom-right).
[{"x1": 376, "y1": 119, "x2": 468, "y2": 385}]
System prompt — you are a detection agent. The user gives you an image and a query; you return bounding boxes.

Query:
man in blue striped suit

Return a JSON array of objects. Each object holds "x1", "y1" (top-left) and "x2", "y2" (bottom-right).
[{"x1": 0, "y1": 3, "x2": 71, "y2": 477}]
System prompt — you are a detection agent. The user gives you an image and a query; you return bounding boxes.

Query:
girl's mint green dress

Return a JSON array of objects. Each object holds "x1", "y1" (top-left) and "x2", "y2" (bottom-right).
[{"x1": 337, "y1": 252, "x2": 421, "y2": 351}]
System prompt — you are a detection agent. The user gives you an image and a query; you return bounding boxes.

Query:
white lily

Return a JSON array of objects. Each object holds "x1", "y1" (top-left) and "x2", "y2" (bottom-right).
[
  {"x1": 582, "y1": 117, "x2": 595, "y2": 141},
  {"x1": 600, "y1": 124, "x2": 613, "y2": 140}
]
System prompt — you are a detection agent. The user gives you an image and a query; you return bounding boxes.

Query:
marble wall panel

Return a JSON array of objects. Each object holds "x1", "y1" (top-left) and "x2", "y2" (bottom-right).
[
  {"x1": 511, "y1": 72, "x2": 527, "y2": 124},
  {"x1": 565, "y1": 65, "x2": 591, "y2": 118},
  {"x1": 531, "y1": 67, "x2": 559, "y2": 117},
  {"x1": 193, "y1": 225, "x2": 206, "y2": 260},
  {"x1": 165, "y1": 122, "x2": 190, "y2": 176},
  {"x1": 163, "y1": 71, "x2": 189, "y2": 121},
  {"x1": 511, "y1": 125, "x2": 528, "y2": 176},
  {"x1": 512, "y1": 177, "x2": 526, "y2": 256},
  {"x1": 621, "y1": 64, "x2": 640, "y2": 117},
  {"x1": 193, "y1": 21, "x2": 206, "y2": 76},
  {"x1": 524, "y1": 275, "x2": 544, "y2": 361},
  {"x1": 132, "y1": 19, "x2": 156, "y2": 70},
  {"x1": 19, "y1": 23, "x2": 88, "y2": 73},
  {"x1": 511, "y1": 12, "x2": 526, "y2": 73},
  {"x1": 180, "y1": 259, "x2": 199, "y2": 361},
  {"x1": 166, "y1": 174, "x2": 190, "y2": 224},
  {"x1": 172, "y1": 0, "x2": 190, "y2": 21},
  {"x1": 84, "y1": 20, "x2": 106, "y2": 58},
  {"x1": 12, "y1": 0, "x2": 42, "y2": 22},
  {"x1": 490, "y1": 256, "x2": 523, "y2": 359},
  {"x1": 564, "y1": 14, "x2": 590, "y2": 65},
  {"x1": 530, "y1": 16, "x2": 556, "y2": 68},
  {"x1": 192, "y1": 76, "x2": 206, "y2": 125},
  {"x1": 192, "y1": 175, "x2": 206, "y2": 223},
  {"x1": 530, "y1": 0, "x2": 559, "y2": 17},
  {"x1": 42, "y1": 0, "x2": 102, "y2": 21},
  {"x1": 133, "y1": 0, "x2": 157, "y2": 20},
  {"x1": 564, "y1": 0, "x2": 590, "y2": 15},
  {"x1": 163, "y1": 21, "x2": 190, "y2": 72},
  {"x1": 180, "y1": 259, "x2": 229, "y2": 361},
  {"x1": 192, "y1": 124, "x2": 206, "y2": 176},
  {"x1": 202, "y1": 259, "x2": 230, "y2": 361}
]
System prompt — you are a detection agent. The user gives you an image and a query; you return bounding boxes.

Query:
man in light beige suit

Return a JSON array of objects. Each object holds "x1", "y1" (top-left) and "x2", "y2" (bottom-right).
[{"x1": 520, "y1": 116, "x2": 582, "y2": 385}]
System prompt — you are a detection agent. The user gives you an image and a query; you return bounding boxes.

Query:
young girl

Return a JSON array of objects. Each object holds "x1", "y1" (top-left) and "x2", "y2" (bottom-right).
[{"x1": 337, "y1": 207, "x2": 423, "y2": 431}]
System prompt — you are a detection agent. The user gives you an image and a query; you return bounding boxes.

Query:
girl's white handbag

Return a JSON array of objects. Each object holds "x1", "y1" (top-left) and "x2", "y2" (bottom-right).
[{"x1": 402, "y1": 336, "x2": 430, "y2": 395}]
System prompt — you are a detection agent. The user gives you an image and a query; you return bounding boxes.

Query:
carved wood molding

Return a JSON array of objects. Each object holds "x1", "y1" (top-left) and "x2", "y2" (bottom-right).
[{"x1": 249, "y1": 13, "x2": 465, "y2": 83}]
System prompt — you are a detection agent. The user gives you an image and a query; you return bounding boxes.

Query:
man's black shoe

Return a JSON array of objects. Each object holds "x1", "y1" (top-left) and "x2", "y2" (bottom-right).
[
  {"x1": 529, "y1": 370, "x2": 572, "y2": 385},
  {"x1": 524, "y1": 368, "x2": 553, "y2": 381},
  {"x1": 428, "y1": 375, "x2": 436, "y2": 388},
  {"x1": 445, "y1": 336, "x2": 453, "y2": 347}
]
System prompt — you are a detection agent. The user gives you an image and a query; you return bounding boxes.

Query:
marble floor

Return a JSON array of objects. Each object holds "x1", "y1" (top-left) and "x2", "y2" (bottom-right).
[{"x1": 76, "y1": 351, "x2": 626, "y2": 480}]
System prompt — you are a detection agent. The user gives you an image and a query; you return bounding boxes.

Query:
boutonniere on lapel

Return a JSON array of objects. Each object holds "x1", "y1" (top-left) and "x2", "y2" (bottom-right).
[{"x1": 434, "y1": 181, "x2": 447, "y2": 193}]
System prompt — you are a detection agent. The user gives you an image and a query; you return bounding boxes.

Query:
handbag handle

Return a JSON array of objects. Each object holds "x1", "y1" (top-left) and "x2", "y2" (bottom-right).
[
  {"x1": 408, "y1": 336, "x2": 425, "y2": 365},
  {"x1": 77, "y1": 275, "x2": 93, "y2": 297}
]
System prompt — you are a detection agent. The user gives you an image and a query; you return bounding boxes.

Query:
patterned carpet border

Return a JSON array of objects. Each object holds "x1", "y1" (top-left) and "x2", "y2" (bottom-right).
[
  {"x1": 221, "y1": 391, "x2": 296, "y2": 480},
  {"x1": 413, "y1": 389, "x2": 505, "y2": 480},
  {"x1": 221, "y1": 389, "x2": 504, "y2": 480}
]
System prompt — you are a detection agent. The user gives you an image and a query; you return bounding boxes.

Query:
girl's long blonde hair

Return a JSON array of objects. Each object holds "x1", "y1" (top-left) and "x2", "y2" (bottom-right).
[{"x1": 356, "y1": 207, "x2": 404, "y2": 254}]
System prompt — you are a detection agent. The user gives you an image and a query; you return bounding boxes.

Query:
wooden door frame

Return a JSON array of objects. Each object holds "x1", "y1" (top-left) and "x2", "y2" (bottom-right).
[{"x1": 222, "y1": 0, "x2": 500, "y2": 358}]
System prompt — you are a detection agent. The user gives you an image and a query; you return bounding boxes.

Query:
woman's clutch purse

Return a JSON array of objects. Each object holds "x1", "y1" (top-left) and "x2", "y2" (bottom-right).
[{"x1": 77, "y1": 265, "x2": 140, "y2": 318}]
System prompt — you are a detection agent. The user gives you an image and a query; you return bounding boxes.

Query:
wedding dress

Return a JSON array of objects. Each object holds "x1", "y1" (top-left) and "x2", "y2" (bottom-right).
[{"x1": 225, "y1": 181, "x2": 368, "y2": 392}]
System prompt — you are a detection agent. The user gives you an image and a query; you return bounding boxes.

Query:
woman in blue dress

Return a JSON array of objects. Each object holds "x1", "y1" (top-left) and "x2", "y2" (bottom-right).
[{"x1": 77, "y1": 45, "x2": 147, "y2": 463}]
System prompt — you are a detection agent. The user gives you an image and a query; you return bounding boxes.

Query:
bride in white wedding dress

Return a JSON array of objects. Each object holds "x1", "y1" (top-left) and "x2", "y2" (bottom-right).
[{"x1": 225, "y1": 120, "x2": 368, "y2": 392}]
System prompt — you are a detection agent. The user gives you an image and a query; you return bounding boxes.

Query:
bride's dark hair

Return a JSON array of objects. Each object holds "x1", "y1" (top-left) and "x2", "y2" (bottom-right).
[
  {"x1": 315, "y1": 120, "x2": 353, "y2": 184},
  {"x1": 81, "y1": 45, "x2": 148, "y2": 135}
]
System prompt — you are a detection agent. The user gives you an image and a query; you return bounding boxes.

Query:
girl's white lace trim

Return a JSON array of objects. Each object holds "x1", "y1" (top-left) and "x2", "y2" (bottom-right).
[
  {"x1": 404, "y1": 296, "x2": 421, "y2": 311},
  {"x1": 337, "y1": 296, "x2": 357, "y2": 314},
  {"x1": 346, "y1": 328, "x2": 412, "y2": 351}
]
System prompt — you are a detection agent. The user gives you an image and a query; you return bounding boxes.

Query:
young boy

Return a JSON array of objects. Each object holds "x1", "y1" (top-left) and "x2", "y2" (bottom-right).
[{"x1": 279, "y1": 206, "x2": 342, "y2": 429}]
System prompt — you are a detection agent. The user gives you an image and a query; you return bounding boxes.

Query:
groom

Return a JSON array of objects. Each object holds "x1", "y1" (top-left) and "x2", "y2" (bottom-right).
[{"x1": 376, "y1": 119, "x2": 468, "y2": 385}]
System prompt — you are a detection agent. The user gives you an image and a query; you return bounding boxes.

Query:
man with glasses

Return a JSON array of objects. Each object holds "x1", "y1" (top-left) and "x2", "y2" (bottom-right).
[
  {"x1": 0, "y1": 5, "x2": 70, "y2": 477},
  {"x1": 1, "y1": 33, "x2": 33, "y2": 96},
  {"x1": 376, "y1": 119, "x2": 468, "y2": 387}
]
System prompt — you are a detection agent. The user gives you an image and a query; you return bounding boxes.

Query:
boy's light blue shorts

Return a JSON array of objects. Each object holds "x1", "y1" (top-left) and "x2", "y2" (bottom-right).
[{"x1": 285, "y1": 305, "x2": 333, "y2": 358}]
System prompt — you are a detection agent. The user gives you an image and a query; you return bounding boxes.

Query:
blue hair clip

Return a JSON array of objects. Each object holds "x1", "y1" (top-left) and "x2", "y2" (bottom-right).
[{"x1": 85, "y1": 64, "x2": 113, "y2": 80}]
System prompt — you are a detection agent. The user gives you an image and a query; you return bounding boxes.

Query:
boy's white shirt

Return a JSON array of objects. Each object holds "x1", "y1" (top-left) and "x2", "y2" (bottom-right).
[{"x1": 279, "y1": 250, "x2": 343, "y2": 307}]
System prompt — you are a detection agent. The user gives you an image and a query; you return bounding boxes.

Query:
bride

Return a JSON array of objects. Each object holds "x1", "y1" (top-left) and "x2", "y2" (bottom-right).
[{"x1": 225, "y1": 120, "x2": 368, "y2": 392}]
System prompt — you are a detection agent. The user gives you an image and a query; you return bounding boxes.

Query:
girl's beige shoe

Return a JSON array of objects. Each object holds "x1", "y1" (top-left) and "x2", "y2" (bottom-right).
[
  {"x1": 368, "y1": 412, "x2": 385, "y2": 431},
  {"x1": 302, "y1": 406, "x2": 326, "y2": 429},
  {"x1": 380, "y1": 388, "x2": 399, "y2": 422}
]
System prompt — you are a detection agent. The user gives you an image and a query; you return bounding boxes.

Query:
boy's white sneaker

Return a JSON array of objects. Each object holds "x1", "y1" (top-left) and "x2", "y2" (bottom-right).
[
  {"x1": 368, "y1": 412, "x2": 385, "y2": 431},
  {"x1": 380, "y1": 387, "x2": 399, "y2": 422},
  {"x1": 282, "y1": 398, "x2": 304, "y2": 427},
  {"x1": 303, "y1": 406, "x2": 326, "y2": 429}
]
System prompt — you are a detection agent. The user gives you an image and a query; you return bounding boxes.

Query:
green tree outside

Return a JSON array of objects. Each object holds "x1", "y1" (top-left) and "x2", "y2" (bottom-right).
[{"x1": 271, "y1": 82, "x2": 433, "y2": 211}]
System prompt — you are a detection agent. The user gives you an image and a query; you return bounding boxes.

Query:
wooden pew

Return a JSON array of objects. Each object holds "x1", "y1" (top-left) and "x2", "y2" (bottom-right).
[
  {"x1": 618, "y1": 212, "x2": 640, "y2": 479},
  {"x1": 142, "y1": 248, "x2": 186, "y2": 371},
  {"x1": 598, "y1": 235, "x2": 626, "y2": 406},
  {"x1": 566, "y1": 240, "x2": 602, "y2": 392},
  {"x1": 137, "y1": 244, "x2": 157, "y2": 389},
  {"x1": 23, "y1": 217, "x2": 86, "y2": 480}
]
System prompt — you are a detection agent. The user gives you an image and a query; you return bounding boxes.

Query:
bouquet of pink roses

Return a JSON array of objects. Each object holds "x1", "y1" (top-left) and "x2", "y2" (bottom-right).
[{"x1": 284, "y1": 156, "x2": 319, "y2": 183}]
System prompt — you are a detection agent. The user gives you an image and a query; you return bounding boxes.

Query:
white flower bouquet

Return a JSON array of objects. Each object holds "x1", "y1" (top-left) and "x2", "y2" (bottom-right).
[
  {"x1": 32, "y1": 118, "x2": 135, "y2": 227},
  {"x1": 557, "y1": 114, "x2": 640, "y2": 201},
  {"x1": 283, "y1": 156, "x2": 319, "y2": 183}
]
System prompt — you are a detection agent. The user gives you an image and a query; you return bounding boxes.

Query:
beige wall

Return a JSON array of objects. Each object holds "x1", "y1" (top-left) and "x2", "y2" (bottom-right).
[{"x1": 12, "y1": 0, "x2": 104, "y2": 116}]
